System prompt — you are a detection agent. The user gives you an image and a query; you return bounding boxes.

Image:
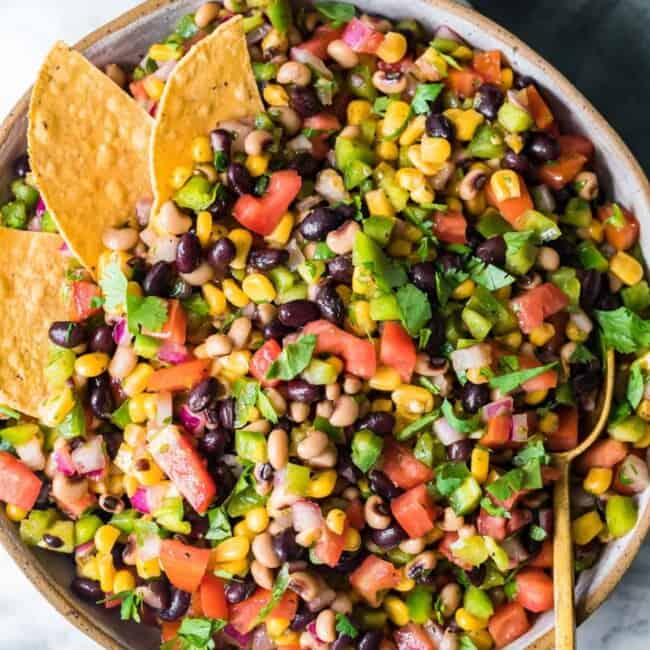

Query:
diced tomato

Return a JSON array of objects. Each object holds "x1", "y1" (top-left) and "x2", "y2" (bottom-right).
[
  {"x1": 161, "y1": 621, "x2": 181, "y2": 649},
  {"x1": 161, "y1": 300, "x2": 187, "y2": 345},
  {"x1": 129, "y1": 79, "x2": 149, "y2": 102},
  {"x1": 446, "y1": 68, "x2": 484, "y2": 97},
  {"x1": 147, "y1": 359, "x2": 212, "y2": 392},
  {"x1": 546, "y1": 406, "x2": 578, "y2": 452},
  {"x1": 296, "y1": 25, "x2": 344, "y2": 59},
  {"x1": 233, "y1": 170, "x2": 302, "y2": 236},
  {"x1": 304, "y1": 113, "x2": 342, "y2": 160},
  {"x1": 200, "y1": 574, "x2": 229, "y2": 620},
  {"x1": 393, "y1": 623, "x2": 435, "y2": 650},
  {"x1": 537, "y1": 153, "x2": 587, "y2": 190},
  {"x1": 598, "y1": 203, "x2": 640, "y2": 251},
  {"x1": 510, "y1": 282, "x2": 569, "y2": 334},
  {"x1": 477, "y1": 508, "x2": 507, "y2": 541},
  {"x1": 230, "y1": 589, "x2": 298, "y2": 634},
  {"x1": 68, "y1": 281, "x2": 102, "y2": 322},
  {"x1": 57, "y1": 490, "x2": 97, "y2": 520},
  {"x1": 517, "y1": 354, "x2": 559, "y2": 393},
  {"x1": 506, "y1": 508, "x2": 533, "y2": 535},
  {"x1": 529, "y1": 539, "x2": 553, "y2": 568},
  {"x1": 434, "y1": 210, "x2": 467, "y2": 244},
  {"x1": 575, "y1": 439, "x2": 628, "y2": 474},
  {"x1": 302, "y1": 319, "x2": 377, "y2": 379},
  {"x1": 160, "y1": 539, "x2": 210, "y2": 594},
  {"x1": 345, "y1": 498, "x2": 365, "y2": 530},
  {"x1": 148, "y1": 425, "x2": 216, "y2": 513},
  {"x1": 488, "y1": 602, "x2": 530, "y2": 648},
  {"x1": 250, "y1": 339, "x2": 282, "y2": 387},
  {"x1": 480, "y1": 413, "x2": 511, "y2": 448},
  {"x1": 515, "y1": 568, "x2": 554, "y2": 613},
  {"x1": 350, "y1": 556, "x2": 401, "y2": 607},
  {"x1": 473, "y1": 50, "x2": 501, "y2": 84},
  {"x1": 341, "y1": 18, "x2": 384, "y2": 54},
  {"x1": 0, "y1": 452, "x2": 43, "y2": 511},
  {"x1": 526, "y1": 85, "x2": 554, "y2": 129},
  {"x1": 381, "y1": 438, "x2": 434, "y2": 490},
  {"x1": 314, "y1": 524, "x2": 346, "y2": 568},
  {"x1": 391, "y1": 484, "x2": 439, "y2": 538},
  {"x1": 380, "y1": 322, "x2": 416, "y2": 383},
  {"x1": 438, "y1": 532, "x2": 473, "y2": 570},
  {"x1": 558, "y1": 134, "x2": 594, "y2": 160},
  {"x1": 189, "y1": 590, "x2": 204, "y2": 617},
  {"x1": 485, "y1": 175, "x2": 534, "y2": 225}
]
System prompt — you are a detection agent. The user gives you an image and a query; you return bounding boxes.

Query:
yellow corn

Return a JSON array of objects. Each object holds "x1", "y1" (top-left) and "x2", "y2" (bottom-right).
[
  {"x1": 392, "y1": 385, "x2": 434, "y2": 416},
  {"x1": 455, "y1": 608, "x2": 488, "y2": 632},
  {"x1": 246, "y1": 153, "x2": 270, "y2": 177},
  {"x1": 222, "y1": 279, "x2": 251, "y2": 308},
  {"x1": 39, "y1": 386, "x2": 76, "y2": 426},
  {"x1": 452, "y1": 45, "x2": 473, "y2": 61},
  {"x1": 307, "y1": 470, "x2": 337, "y2": 499},
  {"x1": 411, "y1": 185, "x2": 435, "y2": 205},
  {"x1": 352, "y1": 265, "x2": 376, "y2": 296},
  {"x1": 407, "y1": 144, "x2": 444, "y2": 175},
  {"x1": 170, "y1": 165, "x2": 193, "y2": 190},
  {"x1": 501, "y1": 68, "x2": 514, "y2": 90},
  {"x1": 136, "y1": 557, "x2": 161, "y2": 580},
  {"x1": 634, "y1": 428, "x2": 650, "y2": 448},
  {"x1": 245, "y1": 507, "x2": 270, "y2": 534},
  {"x1": 143, "y1": 76, "x2": 165, "y2": 101},
  {"x1": 263, "y1": 84, "x2": 289, "y2": 106},
  {"x1": 395, "y1": 575, "x2": 416, "y2": 592},
  {"x1": 471, "y1": 447, "x2": 490, "y2": 484},
  {"x1": 134, "y1": 456, "x2": 165, "y2": 486},
  {"x1": 275, "y1": 631, "x2": 301, "y2": 646},
  {"x1": 421, "y1": 136, "x2": 452, "y2": 164},
  {"x1": 194, "y1": 211, "x2": 213, "y2": 247},
  {"x1": 95, "y1": 525, "x2": 121, "y2": 554},
  {"x1": 384, "y1": 596, "x2": 410, "y2": 626},
  {"x1": 348, "y1": 300, "x2": 377, "y2": 336},
  {"x1": 610, "y1": 251, "x2": 643, "y2": 286},
  {"x1": 123, "y1": 363, "x2": 154, "y2": 397},
  {"x1": 376, "y1": 140, "x2": 399, "y2": 161},
  {"x1": 443, "y1": 108, "x2": 484, "y2": 141},
  {"x1": 387, "y1": 238, "x2": 411, "y2": 258},
  {"x1": 637, "y1": 399, "x2": 650, "y2": 422},
  {"x1": 191, "y1": 136, "x2": 213, "y2": 163},
  {"x1": 572, "y1": 510, "x2": 604, "y2": 545},
  {"x1": 505, "y1": 133, "x2": 524, "y2": 154},
  {"x1": 233, "y1": 520, "x2": 255, "y2": 539},
  {"x1": 112, "y1": 569, "x2": 136, "y2": 594},
  {"x1": 202, "y1": 284, "x2": 227, "y2": 316},
  {"x1": 79, "y1": 556, "x2": 100, "y2": 581},
  {"x1": 265, "y1": 211, "x2": 294, "y2": 246},
  {"x1": 529, "y1": 323, "x2": 555, "y2": 347},
  {"x1": 128, "y1": 394, "x2": 149, "y2": 424},
  {"x1": 524, "y1": 389, "x2": 548, "y2": 405},
  {"x1": 494, "y1": 285, "x2": 512, "y2": 301},
  {"x1": 399, "y1": 115, "x2": 427, "y2": 146},
  {"x1": 396, "y1": 167, "x2": 426, "y2": 192},
  {"x1": 371, "y1": 398, "x2": 393, "y2": 413},
  {"x1": 75, "y1": 353, "x2": 109, "y2": 378},
  {"x1": 342, "y1": 527, "x2": 361, "y2": 552},
  {"x1": 98, "y1": 554, "x2": 116, "y2": 593},
  {"x1": 228, "y1": 228, "x2": 253, "y2": 269},
  {"x1": 148, "y1": 43, "x2": 182, "y2": 61},
  {"x1": 404, "y1": 223, "x2": 424, "y2": 242},
  {"x1": 566, "y1": 321, "x2": 589, "y2": 343},
  {"x1": 5, "y1": 504, "x2": 28, "y2": 522},
  {"x1": 383, "y1": 101, "x2": 411, "y2": 138},
  {"x1": 242, "y1": 273, "x2": 277, "y2": 303},
  {"x1": 588, "y1": 219, "x2": 604, "y2": 242},
  {"x1": 583, "y1": 467, "x2": 613, "y2": 495},
  {"x1": 376, "y1": 32, "x2": 408, "y2": 63},
  {"x1": 347, "y1": 99, "x2": 372, "y2": 125},
  {"x1": 262, "y1": 28, "x2": 288, "y2": 54},
  {"x1": 219, "y1": 350, "x2": 252, "y2": 379},
  {"x1": 490, "y1": 170, "x2": 521, "y2": 202},
  {"x1": 466, "y1": 367, "x2": 490, "y2": 385},
  {"x1": 365, "y1": 188, "x2": 395, "y2": 218},
  {"x1": 369, "y1": 366, "x2": 402, "y2": 392},
  {"x1": 452, "y1": 279, "x2": 476, "y2": 300},
  {"x1": 467, "y1": 629, "x2": 494, "y2": 650},
  {"x1": 539, "y1": 412, "x2": 559, "y2": 434},
  {"x1": 326, "y1": 509, "x2": 347, "y2": 535},
  {"x1": 266, "y1": 617, "x2": 290, "y2": 638},
  {"x1": 213, "y1": 535, "x2": 250, "y2": 563}
]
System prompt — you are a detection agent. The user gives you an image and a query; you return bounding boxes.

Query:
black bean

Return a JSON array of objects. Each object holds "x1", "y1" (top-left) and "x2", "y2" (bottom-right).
[
  {"x1": 262, "y1": 318, "x2": 293, "y2": 340},
  {"x1": 514, "y1": 74, "x2": 536, "y2": 90},
  {"x1": 208, "y1": 186, "x2": 236, "y2": 219},
  {"x1": 217, "y1": 397, "x2": 235, "y2": 430},
  {"x1": 474, "y1": 83, "x2": 504, "y2": 121},
  {"x1": 502, "y1": 149, "x2": 532, "y2": 177},
  {"x1": 127, "y1": 256, "x2": 147, "y2": 283},
  {"x1": 210, "y1": 129, "x2": 231, "y2": 155},
  {"x1": 437, "y1": 252, "x2": 461, "y2": 271},
  {"x1": 290, "y1": 86, "x2": 322, "y2": 118},
  {"x1": 206, "y1": 237, "x2": 236, "y2": 270},
  {"x1": 142, "y1": 579, "x2": 171, "y2": 610},
  {"x1": 13, "y1": 154, "x2": 30, "y2": 178},
  {"x1": 288, "y1": 152, "x2": 320, "y2": 177},
  {"x1": 290, "y1": 602, "x2": 317, "y2": 631},
  {"x1": 48, "y1": 321, "x2": 87, "y2": 348},
  {"x1": 580, "y1": 270, "x2": 602, "y2": 311},
  {"x1": 526, "y1": 132, "x2": 560, "y2": 163},
  {"x1": 249, "y1": 248, "x2": 289, "y2": 271},
  {"x1": 209, "y1": 463, "x2": 235, "y2": 502},
  {"x1": 315, "y1": 281, "x2": 344, "y2": 325},
  {"x1": 143, "y1": 261, "x2": 172, "y2": 297},
  {"x1": 226, "y1": 576, "x2": 256, "y2": 604},
  {"x1": 278, "y1": 299, "x2": 320, "y2": 328},
  {"x1": 70, "y1": 577, "x2": 104, "y2": 603},
  {"x1": 461, "y1": 382, "x2": 490, "y2": 414},
  {"x1": 466, "y1": 227, "x2": 482, "y2": 252},
  {"x1": 299, "y1": 207, "x2": 345, "y2": 241},
  {"x1": 448, "y1": 439, "x2": 474, "y2": 462},
  {"x1": 332, "y1": 634, "x2": 354, "y2": 650},
  {"x1": 169, "y1": 278, "x2": 193, "y2": 300},
  {"x1": 357, "y1": 412, "x2": 395, "y2": 436},
  {"x1": 42, "y1": 533, "x2": 63, "y2": 548},
  {"x1": 571, "y1": 366, "x2": 601, "y2": 398},
  {"x1": 188, "y1": 377, "x2": 220, "y2": 413},
  {"x1": 32, "y1": 480, "x2": 50, "y2": 510},
  {"x1": 475, "y1": 236, "x2": 506, "y2": 266},
  {"x1": 358, "y1": 630, "x2": 383, "y2": 650},
  {"x1": 227, "y1": 162, "x2": 254, "y2": 195},
  {"x1": 333, "y1": 549, "x2": 366, "y2": 573},
  {"x1": 337, "y1": 453, "x2": 361, "y2": 484},
  {"x1": 272, "y1": 528, "x2": 304, "y2": 562},
  {"x1": 158, "y1": 587, "x2": 191, "y2": 621},
  {"x1": 368, "y1": 469, "x2": 403, "y2": 500},
  {"x1": 425, "y1": 113, "x2": 455, "y2": 140},
  {"x1": 90, "y1": 386, "x2": 115, "y2": 419},
  {"x1": 410, "y1": 262, "x2": 437, "y2": 293},
  {"x1": 286, "y1": 379, "x2": 322, "y2": 402},
  {"x1": 198, "y1": 429, "x2": 230, "y2": 457},
  {"x1": 176, "y1": 232, "x2": 202, "y2": 274},
  {"x1": 467, "y1": 564, "x2": 486, "y2": 586},
  {"x1": 327, "y1": 255, "x2": 353, "y2": 285},
  {"x1": 595, "y1": 290, "x2": 621, "y2": 311},
  {"x1": 102, "y1": 428, "x2": 123, "y2": 460},
  {"x1": 424, "y1": 316, "x2": 446, "y2": 356},
  {"x1": 89, "y1": 325, "x2": 116, "y2": 355},
  {"x1": 371, "y1": 524, "x2": 407, "y2": 549}
]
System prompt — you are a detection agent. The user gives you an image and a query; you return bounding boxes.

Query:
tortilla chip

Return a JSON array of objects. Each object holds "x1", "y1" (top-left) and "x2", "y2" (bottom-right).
[
  {"x1": 150, "y1": 16, "x2": 263, "y2": 215},
  {"x1": 28, "y1": 42, "x2": 152, "y2": 278},
  {"x1": 0, "y1": 228, "x2": 69, "y2": 417}
]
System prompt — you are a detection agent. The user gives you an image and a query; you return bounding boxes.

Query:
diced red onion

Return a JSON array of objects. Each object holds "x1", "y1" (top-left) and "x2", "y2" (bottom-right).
[
  {"x1": 112, "y1": 318, "x2": 131, "y2": 346},
  {"x1": 307, "y1": 621, "x2": 325, "y2": 644},
  {"x1": 157, "y1": 341, "x2": 191, "y2": 364},
  {"x1": 74, "y1": 541, "x2": 95, "y2": 560},
  {"x1": 434, "y1": 25, "x2": 465, "y2": 43},
  {"x1": 27, "y1": 215, "x2": 43, "y2": 231},
  {"x1": 223, "y1": 625, "x2": 253, "y2": 648},
  {"x1": 451, "y1": 343, "x2": 492, "y2": 374},
  {"x1": 131, "y1": 487, "x2": 151, "y2": 514},
  {"x1": 135, "y1": 197, "x2": 153, "y2": 227},
  {"x1": 287, "y1": 239, "x2": 306, "y2": 270},
  {"x1": 617, "y1": 455, "x2": 649, "y2": 494},
  {"x1": 58, "y1": 241, "x2": 73, "y2": 256},
  {"x1": 292, "y1": 499, "x2": 323, "y2": 532},
  {"x1": 434, "y1": 417, "x2": 465, "y2": 445},
  {"x1": 510, "y1": 414, "x2": 528, "y2": 443},
  {"x1": 178, "y1": 404, "x2": 206, "y2": 436},
  {"x1": 148, "y1": 235, "x2": 179, "y2": 263},
  {"x1": 53, "y1": 443, "x2": 76, "y2": 477},
  {"x1": 342, "y1": 18, "x2": 375, "y2": 52},
  {"x1": 15, "y1": 437, "x2": 45, "y2": 471},
  {"x1": 287, "y1": 134, "x2": 313, "y2": 154},
  {"x1": 481, "y1": 397, "x2": 514, "y2": 422},
  {"x1": 251, "y1": 626, "x2": 275, "y2": 650},
  {"x1": 71, "y1": 436, "x2": 106, "y2": 476},
  {"x1": 290, "y1": 46, "x2": 334, "y2": 79},
  {"x1": 152, "y1": 59, "x2": 177, "y2": 81},
  {"x1": 154, "y1": 391, "x2": 173, "y2": 428},
  {"x1": 502, "y1": 536, "x2": 530, "y2": 569},
  {"x1": 35, "y1": 197, "x2": 46, "y2": 217}
]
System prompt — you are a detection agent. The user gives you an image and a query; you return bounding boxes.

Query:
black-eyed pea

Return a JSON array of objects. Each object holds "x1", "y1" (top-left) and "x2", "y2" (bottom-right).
[
  {"x1": 315, "y1": 400, "x2": 334, "y2": 419},
  {"x1": 372, "y1": 70, "x2": 407, "y2": 94},
  {"x1": 268, "y1": 428, "x2": 289, "y2": 470},
  {"x1": 326, "y1": 220, "x2": 360, "y2": 255},
  {"x1": 331, "y1": 593, "x2": 353, "y2": 615},
  {"x1": 574, "y1": 170, "x2": 599, "y2": 201},
  {"x1": 256, "y1": 302, "x2": 277, "y2": 325},
  {"x1": 252, "y1": 532, "x2": 281, "y2": 569},
  {"x1": 102, "y1": 226, "x2": 139, "y2": 251},
  {"x1": 365, "y1": 495, "x2": 391, "y2": 530},
  {"x1": 289, "y1": 401, "x2": 310, "y2": 423},
  {"x1": 104, "y1": 63, "x2": 127, "y2": 87},
  {"x1": 205, "y1": 334, "x2": 233, "y2": 357},
  {"x1": 244, "y1": 129, "x2": 274, "y2": 156},
  {"x1": 180, "y1": 262, "x2": 214, "y2": 286},
  {"x1": 251, "y1": 559, "x2": 274, "y2": 590},
  {"x1": 246, "y1": 419, "x2": 271, "y2": 435},
  {"x1": 325, "y1": 383, "x2": 341, "y2": 401},
  {"x1": 277, "y1": 61, "x2": 312, "y2": 86},
  {"x1": 308, "y1": 446, "x2": 337, "y2": 469},
  {"x1": 440, "y1": 506, "x2": 464, "y2": 532},
  {"x1": 265, "y1": 387, "x2": 287, "y2": 416},
  {"x1": 405, "y1": 551, "x2": 437, "y2": 580},
  {"x1": 342, "y1": 375, "x2": 362, "y2": 395},
  {"x1": 158, "y1": 201, "x2": 192, "y2": 234},
  {"x1": 439, "y1": 582, "x2": 462, "y2": 618},
  {"x1": 108, "y1": 346, "x2": 137, "y2": 380},
  {"x1": 228, "y1": 316, "x2": 252, "y2": 349},
  {"x1": 458, "y1": 168, "x2": 488, "y2": 201},
  {"x1": 297, "y1": 430, "x2": 330, "y2": 460},
  {"x1": 315, "y1": 609, "x2": 337, "y2": 643},
  {"x1": 194, "y1": 2, "x2": 220, "y2": 28},
  {"x1": 271, "y1": 106, "x2": 302, "y2": 135},
  {"x1": 399, "y1": 537, "x2": 425, "y2": 555},
  {"x1": 326, "y1": 39, "x2": 359, "y2": 68},
  {"x1": 289, "y1": 570, "x2": 320, "y2": 601},
  {"x1": 330, "y1": 395, "x2": 359, "y2": 427}
]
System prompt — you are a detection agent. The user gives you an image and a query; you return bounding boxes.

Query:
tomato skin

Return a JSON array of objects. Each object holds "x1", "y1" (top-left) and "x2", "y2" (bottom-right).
[
  {"x1": 575, "y1": 439, "x2": 628, "y2": 474},
  {"x1": 295, "y1": 25, "x2": 344, "y2": 59},
  {"x1": 434, "y1": 210, "x2": 467, "y2": 244},
  {"x1": 161, "y1": 299, "x2": 187, "y2": 345},
  {"x1": 529, "y1": 539, "x2": 554, "y2": 568},
  {"x1": 446, "y1": 68, "x2": 483, "y2": 97},
  {"x1": 345, "y1": 498, "x2": 365, "y2": 529},
  {"x1": 473, "y1": 50, "x2": 501, "y2": 84},
  {"x1": 390, "y1": 484, "x2": 439, "y2": 538},
  {"x1": 381, "y1": 438, "x2": 434, "y2": 490},
  {"x1": 314, "y1": 524, "x2": 346, "y2": 567},
  {"x1": 350, "y1": 556, "x2": 401, "y2": 607},
  {"x1": 515, "y1": 568, "x2": 554, "y2": 613},
  {"x1": 558, "y1": 134, "x2": 594, "y2": 159},
  {"x1": 249, "y1": 339, "x2": 282, "y2": 387},
  {"x1": 230, "y1": 589, "x2": 298, "y2": 634},
  {"x1": 147, "y1": 359, "x2": 212, "y2": 392},
  {"x1": 68, "y1": 281, "x2": 102, "y2": 322},
  {"x1": 488, "y1": 602, "x2": 530, "y2": 648},
  {"x1": 200, "y1": 574, "x2": 229, "y2": 620},
  {"x1": 537, "y1": 153, "x2": 587, "y2": 190},
  {"x1": 546, "y1": 406, "x2": 578, "y2": 452},
  {"x1": 598, "y1": 204, "x2": 640, "y2": 251},
  {"x1": 485, "y1": 175, "x2": 534, "y2": 225},
  {"x1": 480, "y1": 414, "x2": 511, "y2": 448},
  {"x1": 526, "y1": 85, "x2": 554, "y2": 129},
  {"x1": 161, "y1": 621, "x2": 181, "y2": 648},
  {"x1": 148, "y1": 425, "x2": 216, "y2": 513},
  {"x1": 393, "y1": 623, "x2": 435, "y2": 650},
  {"x1": 160, "y1": 539, "x2": 210, "y2": 594},
  {"x1": 0, "y1": 452, "x2": 43, "y2": 511},
  {"x1": 380, "y1": 322, "x2": 416, "y2": 383},
  {"x1": 510, "y1": 282, "x2": 569, "y2": 334},
  {"x1": 518, "y1": 354, "x2": 559, "y2": 393},
  {"x1": 477, "y1": 507, "x2": 507, "y2": 541},
  {"x1": 232, "y1": 170, "x2": 302, "y2": 236}
]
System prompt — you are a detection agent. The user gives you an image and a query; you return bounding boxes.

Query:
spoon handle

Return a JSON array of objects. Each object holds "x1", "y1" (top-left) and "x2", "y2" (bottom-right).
[{"x1": 553, "y1": 460, "x2": 576, "y2": 650}]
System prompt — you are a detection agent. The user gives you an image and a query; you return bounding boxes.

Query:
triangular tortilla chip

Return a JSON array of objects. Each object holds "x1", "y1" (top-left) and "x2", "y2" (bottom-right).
[
  {"x1": 150, "y1": 16, "x2": 263, "y2": 216},
  {"x1": 0, "y1": 228, "x2": 69, "y2": 417},
  {"x1": 28, "y1": 42, "x2": 153, "y2": 278}
]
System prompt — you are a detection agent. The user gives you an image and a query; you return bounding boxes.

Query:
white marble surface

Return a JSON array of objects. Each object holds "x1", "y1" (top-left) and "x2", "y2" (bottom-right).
[{"x1": 0, "y1": 1, "x2": 648, "y2": 648}]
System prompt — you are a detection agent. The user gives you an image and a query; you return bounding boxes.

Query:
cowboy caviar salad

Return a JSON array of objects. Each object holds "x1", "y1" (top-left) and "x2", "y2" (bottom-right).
[{"x1": 0, "y1": 2, "x2": 649, "y2": 649}]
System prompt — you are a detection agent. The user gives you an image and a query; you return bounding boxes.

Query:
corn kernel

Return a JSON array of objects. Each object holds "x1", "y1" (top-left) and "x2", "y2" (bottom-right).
[
  {"x1": 371, "y1": 398, "x2": 393, "y2": 413},
  {"x1": 392, "y1": 385, "x2": 434, "y2": 416},
  {"x1": 610, "y1": 251, "x2": 643, "y2": 286},
  {"x1": 347, "y1": 100, "x2": 372, "y2": 125},
  {"x1": 134, "y1": 456, "x2": 165, "y2": 486},
  {"x1": 572, "y1": 510, "x2": 604, "y2": 545},
  {"x1": 399, "y1": 115, "x2": 427, "y2": 146},
  {"x1": 233, "y1": 519, "x2": 255, "y2": 539},
  {"x1": 307, "y1": 470, "x2": 337, "y2": 499},
  {"x1": 384, "y1": 596, "x2": 410, "y2": 626},
  {"x1": 394, "y1": 574, "x2": 416, "y2": 592},
  {"x1": 376, "y1": 32, "x2": 408, "y2": 63},
  {"x1": 383, "y1": 101, "x2": 411, "y2": 139},
  {"x1": 219, "y1": 350, "x2": 251, "y2": 379},
  {"x1": 123, "y1": 363, "x2": 154, "y2": 397},
  {"x1": 191, "y1": 136, "x2": 213, "y2": 163},
  {"x1": 228, "y1": 228, "x2": 253, "y2": 269},
  {"x1": 529, "y1": 323, "x2": 556, "y2": 347},
  {"x1": 443, "y1": 108, "x2": 484, "y2": 141},
  {"x1": 471, "y1": 447, "x2": 490, "y2": 484},
  {"x1": 98, "y1": 553, "x2": 116, "y2": 593},
  {"x1": 75, "y1": 353, "x2": 109, "y2": 378},
  {"x1": 496, "y1": 331, "x2": 522, "y2": 350},
  {"x1": 490, "y1": 170, "x2": 521, "y2": 202},
  {"x1": 465, "y1": 367, "x2": 489, "y2": 385},
  {"x1": 501, "y1": 68, "x2": 514, "y2": 90},
  {"x1": 369, "y1": 366, "x2": 402, "y2": 392},
  {"x1": 262, "y1": 28, "x2": 288, "y2": 54},
  {"x1": 276, "y1": 631, "x2": 301, "y2": 646},
  {"x1": 214, "y1": 557, "x2": 250, "y2": 577},
  {"x1": 455, "y1": 607, "x2": 488, "y2": 632},
  {"x1": 202, "y1": 284, "x2": 227, "y2": 316},
  {"x1": 376, "y1": 140, "x2": 399, "y2": 161},
  {"x1": 266, "y1": 617, "x2": 290, "y2": 638},
  {"x1": 326, "y1": 509, "x2": 347, "y2": 535},
  {"x1": 148, "y1": 43, "x2": 182, "y2": 62},
  {"x1": 421, "y1": 136, "x2": 452, "y2": 164},
  {"x1": 403, "y1": 223, "x2": 423, "y2": 242},
  {"x1": 79, "y1": 556, "x2": 99, "y2": 581},
  {"x1": 467, "y1": 629, "x2": 494, "y2": 650},
  {"x1": 170, "y1": 165, "x2": 193, "y2": 190},
  {"x1": 213, "y1": 535, "x2": 251, "y2": 563},
  {"x1": 39, "y1": 386, "x2": 75, "y2": 426},
  {"x1": 222, "y1": 279, "x2": 251, "y2": 308},
  {"x1": 128, "y1": 394, "x2": 149, "y2": 424},
  {"x1": 407, "y1": 144, "x2": 444, "y2": 175},
  {"x1": 365, "y1": 188, "x2": 395, "y2": 218},
  {"x1": 265, "y1": 211, "x2": 294, "y2": 246},
  {"x1": 583, "y1": 467, "x2": 613, "y2": 495},
  {"x1": 136, "y1": 557, "x2": 161, "y2": 579},
  {"x1": 5, "y1": 504, "x2": 27, "y2": 522},
  {"x1": 95, "y1": 525, "x2": 121, "y2": 554},
  {"x1": 396, "y1": 167, "x2": 425, "y2": 192},
  {"x1": 539, "y1": 412, "x2": 559, "y2": 434},
  {"x1": 142, "y1": 76, "x2": 165, "y2": 101},
  {"x1": 246, "y1": 153, "x2": 270, "y2": 177},
  {"x1": 452, "y1": 279, "x2": 476, "y2": 300},
  {"x1": 494, "y1": 285, "x2": 512, "y2": 301},
  {"x1": 113, "y1": 569, "x2": 136, "y2": 594},
  {"x1": 505, "y1": 133, "x2": 524, "y2": 154},
  {"x1": 411, "y1": 185, "x2": 435, "y2": 205},
  {"x1": 588, "y1": 219, "x2": 604, "y2": 243},
  {"x1": 637, "y1": 399, "x2": 650, "y2": 422},
  {"x1": 634, "y1": 428, "x2": 650, "y2": 448},
  {"x1": 242, "y1": 273, "x2": 277, "y2": 303},
  {"x1": 524, "y1": 389, "x2": 548, "y2": 405},
  {"x1": 566, "y1": 321, "x2": 589, "y2": 343},
  {"x1": 263, "y1": 84, "x2": 289, "y2": 106},
  {"x1": 245, "y1": 507, "x2": 270, "y2": 534},
  {"x1": 348, "y1": 300, "x2": 377, "y2": 336}
]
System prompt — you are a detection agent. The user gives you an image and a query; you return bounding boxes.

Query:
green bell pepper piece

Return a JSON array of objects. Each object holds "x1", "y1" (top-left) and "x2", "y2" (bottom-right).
[
  {"x1": 253, "y1": 62, "x2": 278, "y2": 82},
  {"x1": 242, "y1": 11, "x2": 264, "y2": 33},
  {"x1": 276, "y1": 283, "x2": 308, "y2": 303},
  {"x1": 154, "y1": 497, "x2": 192, "y2": 535},
  {"x1": 369, "y1": 293, "x2": 401, "y2": 321},
  {"x1": 38, "y1": 520, "x2": 74, "y2": 553},
  {"x1": 608, "y1": 415, "x2": 647, "y2": 443},
  {"x1": 236, "y1": 429, "x2": 268, "y2": 463},
  {"x1": 44, "y1": 346, "x2": 76, "y2": 388},
  {"x1": 577, "y1": 240, "x2": 609, "y2": 272},
  {"x1": 286, "y1": 462, "x2": 310, "y2": 496},
  {"x1": 75, "y1": 514, "x2": 104, "y2": 546},
  {"x1": 20, "y1": 509, "x2": 58, "y2": 546},
  {"x1": 344, "y1": 159, "x2": 373, "y2": 190},
  {"x1": 1, "y1": 200, "x2": 27, "y2": 229},
  {"x1": 450, "y1": 534, "x2": 489, "y2": 566},
  {"x1": 622, "y1": 280, "x2": 650, "y2": 313},
  {"x1": 606, "y1": 495, "x2": 638, "y2": 538},
  {"x1": 560, "y1": 197, "x2": 592, "y2": 227},
  {"x1": 475, "y1": 210, "x2": 512, "y2": 238},
  {"x1": 265, "y1": 0, "x2": 292, "y2": 32},
  {"x1": 11, "y1": 179, "x2": 39, "y2": 210},
  {"x1": 302, "y1": 359, "x2": 338, "y2": 385},
  {"x1": 57, "y1": 400, "x2": 86, "y2": 439},
  {"x1": 550, "y1": 267, "x2": 581, "y2": 307},
  {"x1": 297, "y1": 260, "x2": 325, "y2": 284},
  {"x1": 347, "y1": 64, "x2": 377, "y2": 101},
  {"x1": 364, "y1": 216, "x2": 395, "y2": 245},
  {"x1": 414, "y1": 432, "x2": 446, "y2": 468},
  {"x1": 463, "y1": 585, "x2": 494, "y2": 620},
  {"x1": 504, "y1": 231, "x2": 538, "y2": 276},
  {"x1": 449, "y1": 476, "x2": 482, "y2": 515},
  {"x1": 134, "y1": 334, "x2": 162, "y2": 360},
  {"x1": 109, "y1": 509, "x2": 138, "y2": 534},
  {"x1": 173, "y1": 176, "x2": 220, "y2": 211},
  {"x1": 335, "y1": 137, "x2": 375, "y2": 172},
  {"x1": 269, "y1": 266, "x2": 295, "y2": 293},
  {"x1": 379, "y1": 175, "x2": 410, "y2": 212},
  {"x1": 351, "y1": 429, "x2": 384, "y2": 473},
  {"x1": 467, "y1": 124, "x2": 507, "y2": 159},
  {"x1": 462, "y1": 307, "x2": 493, "y2": 341},
  {"x1": 480, "y1": 560, "x2": 506, "y2": 589},
  {"x1": 1, "y1": 423, "x2": 38, "y2": 446},
  {"x1": 497, "y1": 102, "x2": 534, "y2": 133},
  {"x1": 41, "y1": 210, "x2": 58, "y2": 233},
  {"x1": 516, "y1": 210, "x2": 561, "y2": 242},
  {"x1": 407, "y1": 587, "x2": 434, "y2": 624}
]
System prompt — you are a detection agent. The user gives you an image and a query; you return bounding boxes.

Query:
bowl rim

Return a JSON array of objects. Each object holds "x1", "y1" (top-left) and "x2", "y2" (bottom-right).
[{"x1": 0, "y1": 1, "x2": 648, "y2": 648}]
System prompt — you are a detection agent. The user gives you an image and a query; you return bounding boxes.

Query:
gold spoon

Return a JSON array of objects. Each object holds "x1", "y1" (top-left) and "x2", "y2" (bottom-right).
[{"x1": 552, "y1": 348, "x2": 615, "y2": 650}]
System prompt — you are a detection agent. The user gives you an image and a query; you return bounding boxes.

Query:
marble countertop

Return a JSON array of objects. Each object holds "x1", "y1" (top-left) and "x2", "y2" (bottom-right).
[{"x1": 0, "y1": 1, "x2": 648, "y2": 648}]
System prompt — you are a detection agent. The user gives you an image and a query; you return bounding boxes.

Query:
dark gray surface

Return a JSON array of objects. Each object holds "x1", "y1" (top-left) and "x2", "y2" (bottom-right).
[{"x1": 471, "y1": 0, "x2": 650, "y2": 171}]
